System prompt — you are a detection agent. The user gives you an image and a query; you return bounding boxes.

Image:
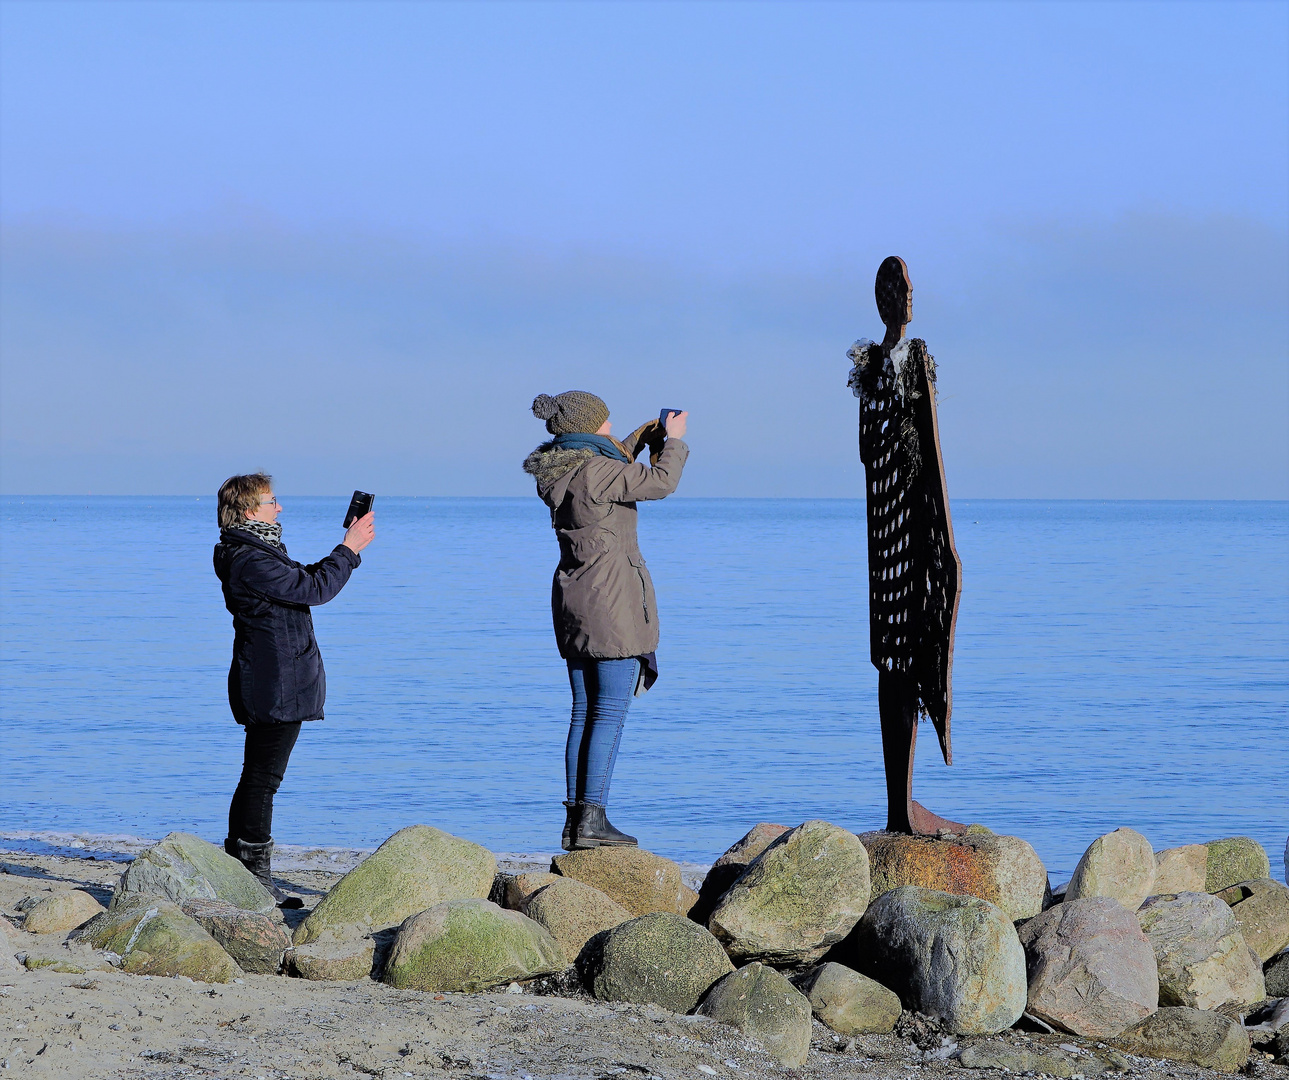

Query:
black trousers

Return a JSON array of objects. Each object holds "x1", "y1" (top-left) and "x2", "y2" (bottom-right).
[{"x1": 227, "y1": 722, "x2": 302, "y2": 845}]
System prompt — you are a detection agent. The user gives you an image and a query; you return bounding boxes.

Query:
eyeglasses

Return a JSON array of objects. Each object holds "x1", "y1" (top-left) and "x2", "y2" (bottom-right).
[{"x1": 258, "y1": 497, "x2": 279, "y2": 508}]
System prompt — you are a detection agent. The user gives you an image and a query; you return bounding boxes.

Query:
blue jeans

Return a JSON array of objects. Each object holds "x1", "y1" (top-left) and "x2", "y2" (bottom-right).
[{"x1": 565, "y1": 658, "x2": 639, "y2": 806}]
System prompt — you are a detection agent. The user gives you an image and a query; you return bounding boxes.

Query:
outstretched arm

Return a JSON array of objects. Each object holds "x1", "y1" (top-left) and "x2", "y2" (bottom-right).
[
  {"x1": 587, "y1": 438, "x2": 689, "y2": 503},
  {"x1": 240, "y1": 544, "x2": 361, "y2": 607}
]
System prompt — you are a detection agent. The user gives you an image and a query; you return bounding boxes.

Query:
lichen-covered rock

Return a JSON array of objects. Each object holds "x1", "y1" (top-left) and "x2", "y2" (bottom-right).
[
  {"x1": 73, "y1": 896, "x2": 239, "y2": 982},
  {"x1": 689, "y1": 823, "x2": 790, "y2": 925},
  {"x1": 1017, "y1": 897, "x2": 1158, "y2": 1038},
  {"x1": 1112, "y1": 1006, "x2": 1250, "y2": 1072},
  {"x1": 1154, "y1": 845, "x2": 1208, "y2": 894},
  {"x1": 1066, "y1": 828, "x2": 1156, "y2": 911},
  {"x1": 709, "y1": 820, "x2": 870, "y2": 964},
  {"x1": 844, "y1": 885, "x2": 1026, "y2": 1035},
  {"x1": 551, "y1": 847, "x2": 689, "y2": 918},
  {"x1": 1214, "y1": 877, "x2": 1289, "y2": 961},
  {"x1": 792, "y1": 961, "x2": 901, "y2": 1035},
  {"x1": 860, "y1": 829, "x2": 1046, "y2": 920},
  {"x1": 383, "y1": 899, "x2": 565, "y2": 993},
  {"x1": 696, "y1": 962, "x2": 812, "y2": 1068},
  {"x1": 115, "y1": 832, "x2": 276, "y2": 915},
  {"x1": 956, "y1": 1041, "x2": 1130, "y2": 1076},
  {"x1": 521, "y1": 878, "x2": 632, "y2": 960},
  {"x1": 1265, "y1": 948, "x2": 1289, "y2": 997},
  {"x1": 498, "y1": 871, "x2": 560, "y2": 910},
  {"x1": 22, "y1": 890, "x2": 105, "y2": 935},
  {"x1": 578, "y1": 911, "x2": 734, "y2": 1014},
  {"x1": 294, "y1": 825, "x2": 495, "y2": 945},
  {"x1": 1136, "y1": 892, "x2": 1264, "y2": 1010},
  {"x1": 179, "y1": 898, "x2": 291, "y2": 974},
  {"x1": 289, "y1": 932, "x2": 376, "y2": 981},
  {"x1": 1204, "y1": 837, "x2": 1271, "y2": 894}
]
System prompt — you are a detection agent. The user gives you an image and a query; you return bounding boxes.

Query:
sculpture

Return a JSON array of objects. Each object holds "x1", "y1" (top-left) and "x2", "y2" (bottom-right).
[{"x1": 848, "y1": 256, "x2": 964, "y2": 835}]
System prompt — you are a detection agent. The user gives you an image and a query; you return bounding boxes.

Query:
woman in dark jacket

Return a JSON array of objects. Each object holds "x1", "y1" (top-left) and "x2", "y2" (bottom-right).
[
  {"x1": 523, "y1": 392, "x2": 688, "y2": 851},
  {"x1": 213, "y1": 473, "x2": 374, "y2": 904}
]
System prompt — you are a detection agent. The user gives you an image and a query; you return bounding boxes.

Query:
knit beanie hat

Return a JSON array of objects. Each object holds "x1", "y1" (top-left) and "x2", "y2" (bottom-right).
[{"x1": 531, "y1": 391, "x2": 609, "y2": 436}]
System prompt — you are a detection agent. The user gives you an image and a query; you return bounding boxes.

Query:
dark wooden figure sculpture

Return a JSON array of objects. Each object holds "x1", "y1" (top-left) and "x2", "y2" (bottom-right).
[{"x1": 849, "y1": 256, "x2": 964, "y2": 834}]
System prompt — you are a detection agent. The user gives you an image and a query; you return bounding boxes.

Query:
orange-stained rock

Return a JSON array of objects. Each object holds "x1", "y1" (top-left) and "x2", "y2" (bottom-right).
[{"x1": 859, "y1": 828, "x2": 1046, "y2": 920}]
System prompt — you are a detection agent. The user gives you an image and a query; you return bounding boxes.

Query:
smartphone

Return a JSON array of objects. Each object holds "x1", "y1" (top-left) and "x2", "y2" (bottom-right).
[
  {"x1": 343, "y1": 490, "x2": 375, "y2": 528},
  {"x1": 659, "y1": 408, "x2": 683, "y2": 426}
]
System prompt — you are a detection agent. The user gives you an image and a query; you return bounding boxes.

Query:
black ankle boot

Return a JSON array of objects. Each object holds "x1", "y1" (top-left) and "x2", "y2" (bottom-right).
[
  {"x1": 561, "y1": 801, "x2": 583, "y2": 852},
  {"x1": 225, "y1": 837, "x2": 303, "y2": 908},
  {"x1": 573, "y1": 804, "x2": 637, "y2": 849}
]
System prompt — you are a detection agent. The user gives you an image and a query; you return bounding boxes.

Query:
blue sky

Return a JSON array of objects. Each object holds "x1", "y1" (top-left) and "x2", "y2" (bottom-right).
[{"x1": 1, "y1": 0, "x2": 1286, "y2": 496}]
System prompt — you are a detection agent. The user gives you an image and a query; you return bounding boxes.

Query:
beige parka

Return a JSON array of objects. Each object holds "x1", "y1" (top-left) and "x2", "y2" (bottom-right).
[{"x1": 523, "y1": 437, "x2": 689, "y2": 659}]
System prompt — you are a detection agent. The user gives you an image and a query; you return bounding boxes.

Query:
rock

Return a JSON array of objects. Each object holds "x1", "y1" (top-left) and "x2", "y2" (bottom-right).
[
  {"x1": 1136, "y1": 892, "x2": 1264, "y2": 1010},
  {"x1": 708, "y1": 820, "x2": 870, "y2": 964},
  {"x1": 578, "y1": 911, "x2": 734, "y2": 1014},
  {"x1": 844, "y1": 885, "x2": 1026, "y2": 1035},
  {"x1": 1204, "y1": 837, "x2": 1271, "y2": 894},
  {"x1": 521, "y1": 878, "x2": 632, "y2": 960},
  {"x1": 956, "y1": 1040, "x2": 1129, "y2": 1076},
  {"x1": 1016, "y1": 897, "x2": 1159, "y2": 1038},
  {"x1": 1215, "y1": 877, "x2": 1289, "y2": 961},
  {"x1": 22, "y1": 890, "x2": 105, "y2": 935},
  {"x1": 294, "y1": 825, "x2": 495, "y2": 945},
  {"x1": 860, "y1": 829, "x2": 1046, "y2": 920},
  {"x1": 499, "y1": 871, "x2": 560, "y2": 910},
  {"x1": 689, "y1": 823, "x2": 790, "y2": 925},
  {"x1": 1154, "y1": 845, "x2": 1208, "y2": 894},
  {"x1": 289, "y1": 932, "x2": 377, "y2": 981},
  {"x1": 72, "y1": 896, "x2": 239, "y2": 982},
  {"x1": 677, "y1": 883, "x2": 699, "y2": 917},
  {"x1": 1264, "y1": 948, "x2": 1289, "y2": 997},
  {"x1": 115, "y1": 832, "x2": 276, "y2": 915},
  {"x1": 383, "y1": 899, "x2": 564, "y2": 993},
  {"x1": 179, "y1": 898, "x2": 292, "y2": 974},
  {"x1": 550, "y1": 847, "x2": 689, "y2": 918},
  {"x1": 792, "y1": 961, "x2": 901, "y2": 1035},
  {"x1": 696, "y1": 962, "x2": 812, "y2": 1068},
  {"x1": 1066, "y1": 828, "x2": 1156, "y2": 911},
  {"x1": 1112, "y1": 1006, "x2": 1250, "y2": 1072}
]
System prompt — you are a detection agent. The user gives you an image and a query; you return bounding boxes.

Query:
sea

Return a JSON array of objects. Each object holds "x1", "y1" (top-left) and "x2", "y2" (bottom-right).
[{"x1": 1, "y1": 496, "x2": 1285, "y2": 884}]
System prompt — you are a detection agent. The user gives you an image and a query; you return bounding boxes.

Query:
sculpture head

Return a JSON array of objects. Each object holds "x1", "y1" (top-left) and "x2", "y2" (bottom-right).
[{"x1": 875, "y1": 256, "x2": 912, "y2": 338}]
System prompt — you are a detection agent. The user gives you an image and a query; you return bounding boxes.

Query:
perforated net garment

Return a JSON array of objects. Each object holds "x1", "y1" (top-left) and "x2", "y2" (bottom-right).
[{"x1": 853, "y1": 338, "x2": 962, "y2": 762}]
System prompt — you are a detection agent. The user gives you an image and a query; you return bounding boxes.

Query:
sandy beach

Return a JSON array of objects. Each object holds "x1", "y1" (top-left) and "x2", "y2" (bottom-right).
[{"x1": 2, "y1": 846, "x2": 1284, "y2": 1080}]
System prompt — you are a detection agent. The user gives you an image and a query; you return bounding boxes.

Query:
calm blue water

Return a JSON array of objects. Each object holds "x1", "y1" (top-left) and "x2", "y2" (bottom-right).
[{"x1": 1, "y1": 496, "x2": 1285, "y2": 883}]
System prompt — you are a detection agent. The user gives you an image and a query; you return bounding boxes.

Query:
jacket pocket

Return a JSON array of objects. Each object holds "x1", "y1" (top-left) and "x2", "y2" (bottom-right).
[{"x1": 628, "y1": 553, "x2": 651, "y2": 624}]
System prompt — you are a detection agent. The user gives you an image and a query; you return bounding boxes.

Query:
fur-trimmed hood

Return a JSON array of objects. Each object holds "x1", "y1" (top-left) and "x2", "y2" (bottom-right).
[{"x1": 522, "y1": 442, "x2": 596, "y2": 505}]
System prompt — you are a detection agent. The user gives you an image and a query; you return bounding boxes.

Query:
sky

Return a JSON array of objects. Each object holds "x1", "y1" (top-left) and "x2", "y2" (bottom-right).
[{"x1": 1, "y1": 0, "x2": 1286, "y2": 497}]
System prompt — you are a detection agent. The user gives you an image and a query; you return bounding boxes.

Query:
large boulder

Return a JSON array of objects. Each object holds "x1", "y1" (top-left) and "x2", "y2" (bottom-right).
[
  {"x1": 550, "y1": 847, "x2": 690, "y2": 917},
  {"x1": 792, "y1": 961, "x2": 901, "y2": 1035},
  {"x1": 115, "y1": 832, "x2": 276, "y2": 915},
  {"x1": 1204, "y1": 837, "x2": 1270, "y2": 894},
  {"x1": 578, "y1": 911, "x2": 734, "y2": 1014},
  {"x1": 1016, "y1": 897, "x2": 1158, "y2": 1038},
  {"x1": 289, "y1": 932, "x2": 377, "y2": 981},
  {"x1": 689, "y1": 823, "x2": 790, "y2": 925},
  {"x1": 498, "y1": 871, "x2": 560, "y2": 910},
  {"x1": 1066, "y1": 828, "x2": 1155, "y2": 911},
  {"x1": 521, "y1": 878, "x2": 632, "y2": 960},
  {"x1": 1136, "y1": 892, "x2": 1264, "y2": 1010},
  {"x1": 1264, "y1": 948, "x2": 1289, "y2": 997},
  {"x1": 73, "y1": 896, "x2": 239, "y2": 982},
  {"x1": 859, "y1": 828, "x2": 1046, "y2": 920},
  {"x1": 1154, "y1": 845, "x2": 1208, "y2": 894},
  {"x1": 294, "y1": 825, "x2": 495, "y2": 945},
  {"x1": 180, "y1": 898, "x2": 291, "y2": 974},
  {"x1": 22, "y1": 890, "x2": 105, "y2": 935},
  {"x1": 1214, "y1": 877, "x2": 1289, "y2": 961},
  {"x1": 843, "y1": 885, "x2": 1026, "y2": 1035},
  {"x1": 1112, "y1": 1007, "x2": 1250, "y2": 1072},
  {"x1": 696, "y1": 962, "x2": 812, "y2": 1068},
  {"x1": 383, "y1": 899, "x2": 564, "y2": 993},
  {"x1": 708, "y1": 820, "x2": 870, "y2": 964}
]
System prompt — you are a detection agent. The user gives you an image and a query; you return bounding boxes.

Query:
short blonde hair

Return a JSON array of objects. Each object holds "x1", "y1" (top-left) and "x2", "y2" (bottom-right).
[{"x1": 218, "y1": 473, "x2": 272, "y2": 529}]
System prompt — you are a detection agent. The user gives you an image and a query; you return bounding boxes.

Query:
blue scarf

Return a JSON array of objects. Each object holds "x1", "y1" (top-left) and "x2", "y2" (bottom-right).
[{"x1": 551, "y1": 433, "x2": 630, "y2": 463}]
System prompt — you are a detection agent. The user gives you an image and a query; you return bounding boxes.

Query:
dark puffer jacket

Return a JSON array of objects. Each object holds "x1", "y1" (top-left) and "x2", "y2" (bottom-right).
[{"x1": 213, "y1": 529, "x2": 361, "y2": 725}]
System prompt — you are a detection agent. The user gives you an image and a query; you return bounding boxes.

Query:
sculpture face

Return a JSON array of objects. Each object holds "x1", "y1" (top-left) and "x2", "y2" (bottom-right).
[{"x1": 875, "y1": 255, "x2": 912, "y2": 333}]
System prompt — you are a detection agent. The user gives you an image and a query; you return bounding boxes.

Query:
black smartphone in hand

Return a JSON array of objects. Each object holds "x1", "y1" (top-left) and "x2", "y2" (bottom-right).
[
  {"x1": 343, "y1": 490, "x2": 374, "y2": 528},
  {"x1": 659, "y1": 408, "x2": 682, "y2": 426}
]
